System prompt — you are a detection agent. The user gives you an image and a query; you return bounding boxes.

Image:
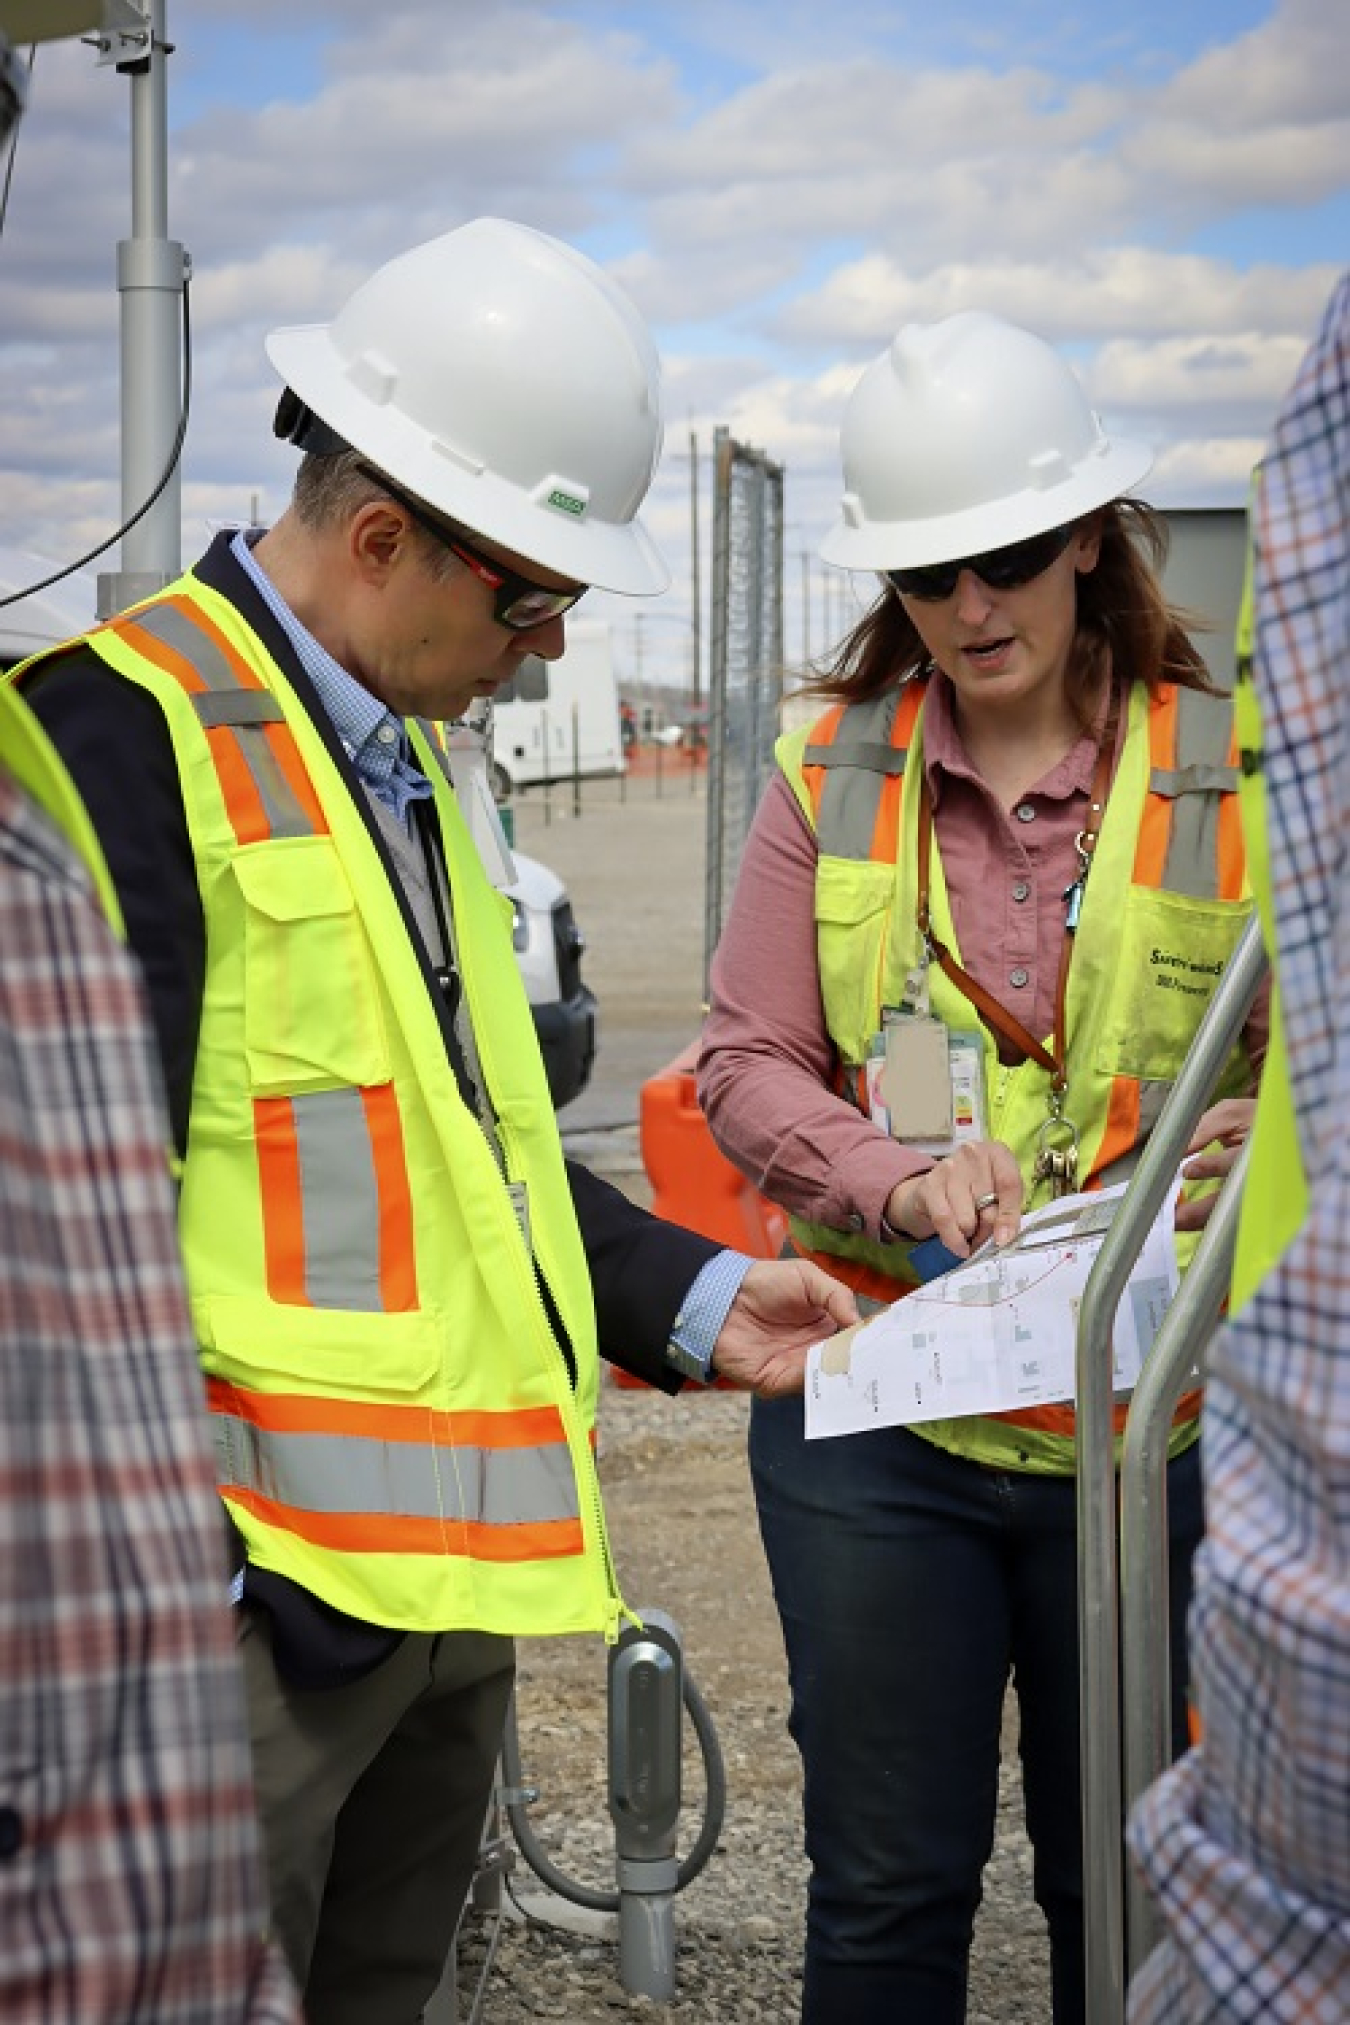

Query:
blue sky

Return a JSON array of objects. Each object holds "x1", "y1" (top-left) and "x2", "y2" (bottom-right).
[{"x1": 1, "y1": 0, "x2": 1345, "y2": 684}]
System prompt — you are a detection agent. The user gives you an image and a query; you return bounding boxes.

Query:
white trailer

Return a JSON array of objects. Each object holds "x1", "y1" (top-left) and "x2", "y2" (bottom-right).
[{"x1": 489, "y1": 618, "x2": 624, "y2": 797}]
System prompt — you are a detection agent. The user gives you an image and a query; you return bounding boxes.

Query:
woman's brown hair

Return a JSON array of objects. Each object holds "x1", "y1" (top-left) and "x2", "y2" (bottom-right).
[{"x1": 808, "y1": 500, "x2": 1213, "y2": 720}]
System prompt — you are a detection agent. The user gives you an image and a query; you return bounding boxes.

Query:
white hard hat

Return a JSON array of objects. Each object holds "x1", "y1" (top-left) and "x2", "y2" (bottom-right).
[
  {"x1": 819, "y1": 311, "x2": 1154, "y2": 572},
  {"x1": 266, "y1": 217, "x2": 669, "y2": 596}
]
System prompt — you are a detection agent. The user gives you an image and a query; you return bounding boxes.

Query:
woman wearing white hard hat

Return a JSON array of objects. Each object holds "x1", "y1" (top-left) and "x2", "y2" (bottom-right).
[{"x1": 698, "y1": 312, "x2": 1264, "y2": 2023}]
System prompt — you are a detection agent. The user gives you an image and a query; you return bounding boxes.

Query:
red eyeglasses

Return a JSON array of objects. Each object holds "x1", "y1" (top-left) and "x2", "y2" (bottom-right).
[{"x1": 356, "y1": 463, "x2": 589, "y2": 631}]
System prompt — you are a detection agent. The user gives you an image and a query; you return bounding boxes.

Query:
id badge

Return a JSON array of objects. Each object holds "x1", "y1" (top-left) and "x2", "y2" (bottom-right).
[
  {"x1": 945, "y1": 1031, "x2": 988, "y2": 1146},
  {"x1": 881, "y1": 1016, "x2": 953, "y2": 1143}
]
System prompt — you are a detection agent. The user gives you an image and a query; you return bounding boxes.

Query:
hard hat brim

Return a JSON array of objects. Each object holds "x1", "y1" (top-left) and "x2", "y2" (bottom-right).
[
  {"x1": 266, "y1": 324, "x2": 671, "y2": 598},
  {"x1": 818, "y1": 434, "x2": 1155, "y2": 573}
]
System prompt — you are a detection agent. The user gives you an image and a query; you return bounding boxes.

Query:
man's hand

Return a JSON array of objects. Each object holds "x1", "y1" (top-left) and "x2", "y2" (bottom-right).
[
  {"x1": 710, "y1": 1259, "x2": 859, "y2": 1399},
  {"x1": 1175, "y1": 1097, "x2": 1256, "y2": 1232}
]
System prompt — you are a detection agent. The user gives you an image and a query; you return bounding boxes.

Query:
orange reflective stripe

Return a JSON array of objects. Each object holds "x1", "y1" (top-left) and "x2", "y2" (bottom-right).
[
  {"x1": 870, "y1": 683, "x2": 926, "y2": 867},
  {"x1": 360, "y1": 1083, "x2": 418, "y2": 1311},
  {"x1": 208, "y1": 1376, "x2": 567, "y2": 1451},
  {"x1": 114, "y1": 612, "x2": 273, "y2": 844},
  {"x1": 225, "y1": 1486, "x2": 585, "y2": 1562},
  {"x1": 253, "y1": 1096, "x2": 309, "y2": 1304},
  {"x1": 996, "y1": 1383, "x2": 1202, "y2": 1442},
  {"x1": 114, "y1": 598, "x2": 330, "y2": 845},
  {"x1": 800, "y1": 702, "x2": 846, "y2": 821},
  {"x1": 159, "y1": 596, "x2": 330, "y2": 834},
  {"x1": 1133, "y1": 691, "x2": 1176, "y2": 886}
]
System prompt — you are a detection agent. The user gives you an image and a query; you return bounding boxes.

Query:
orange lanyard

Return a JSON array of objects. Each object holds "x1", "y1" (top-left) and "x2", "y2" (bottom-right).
[{"x1": 914, "y1": 696, "x2": 1120, "y2": 1098}]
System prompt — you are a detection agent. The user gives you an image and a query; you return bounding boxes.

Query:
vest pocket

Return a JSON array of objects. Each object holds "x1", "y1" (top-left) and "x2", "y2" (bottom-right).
[
  {"x1": 1095, "y1": 887, "x2": 1252, "y2": 1081},
  {"x1": 198, "y1": 1293, "x2": 441, "y2": 1394},
  {"x1": 232, "y1": 838, "x2": 391, "y2": 1094},
  {"x1": 814, "y1": 861, "x2": 897, "y2": 1064}
]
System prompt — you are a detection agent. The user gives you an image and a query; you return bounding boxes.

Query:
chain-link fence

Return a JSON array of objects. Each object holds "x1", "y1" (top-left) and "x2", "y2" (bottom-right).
[{"x1": 703, "y1": 426, "x2": 785, "y2": 997}]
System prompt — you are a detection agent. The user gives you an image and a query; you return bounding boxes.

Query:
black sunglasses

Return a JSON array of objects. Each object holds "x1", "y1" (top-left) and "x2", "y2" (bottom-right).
[
  {"x1": 886, "y1": 522, "x2": 1076, "y2": 603},
  {"x1": 355, "y1": 463, "x2": 588, "y2": 632}
]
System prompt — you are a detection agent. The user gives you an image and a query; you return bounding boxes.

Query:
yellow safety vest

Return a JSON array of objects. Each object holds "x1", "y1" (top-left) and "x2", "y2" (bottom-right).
[
  {"x1": 779, "y1": 674, "x2": 1253, "y2": 1474},
  {"x1": 0, "y1": 679, "x2": 125, "y2": 932},
  {"x1": 33, "y1": 572, "x2": 622, "y2": 1640},
  {"x1": 1228, "y1": 524, "x2": 1309, "y2": 1312}
]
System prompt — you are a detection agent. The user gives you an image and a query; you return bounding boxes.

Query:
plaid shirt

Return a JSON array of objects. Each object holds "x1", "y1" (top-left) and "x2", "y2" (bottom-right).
[
  {"x1": 1128, "y1": 275, "x2": 1350, "y2": 2019},
  {"x1": 0, "y1": 757, "x2": 298, "y2": 2021}
]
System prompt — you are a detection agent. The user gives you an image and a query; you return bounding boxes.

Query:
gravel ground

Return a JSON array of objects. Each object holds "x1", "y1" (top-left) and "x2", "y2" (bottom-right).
[{"x1": 447, "y1": 1383, "x2": 1052, "y2": 2025}]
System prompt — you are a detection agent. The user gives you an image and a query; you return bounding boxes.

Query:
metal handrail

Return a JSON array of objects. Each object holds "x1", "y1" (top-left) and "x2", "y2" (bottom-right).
[
  {"x1": 1075, "y1": 911, "x2": 1268, "y2": 2025},
  {"x1": 1120, "y1": 1133, "x2": 1252, "y2": 1969}
]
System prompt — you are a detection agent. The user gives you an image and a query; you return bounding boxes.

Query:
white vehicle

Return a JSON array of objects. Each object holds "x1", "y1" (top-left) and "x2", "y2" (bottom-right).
[
  {"x1": 490, "y1": 617, "x2": 624, "y2": 798},
  {"x1": 506, "y1": 850, "x2": 596, "y2": 1109}
]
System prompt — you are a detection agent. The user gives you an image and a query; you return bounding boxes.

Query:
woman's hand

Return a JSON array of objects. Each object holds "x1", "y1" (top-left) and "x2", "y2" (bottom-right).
[
  {"x1": 1175, "y1": 1097, "x2": 1255, "y2": 1233},
  {"x1": 885, "y1": 1140, "x2": 1024, "y2": 1256}
]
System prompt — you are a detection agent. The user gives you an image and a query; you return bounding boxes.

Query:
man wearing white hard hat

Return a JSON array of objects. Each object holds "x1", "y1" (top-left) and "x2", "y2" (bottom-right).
[
  {"x1": 699, "y1": 311, "x2": 1265, "y2": 2023},
  {"x1": 16, "y1": 218, "x2": 857, "y2": 2022}
]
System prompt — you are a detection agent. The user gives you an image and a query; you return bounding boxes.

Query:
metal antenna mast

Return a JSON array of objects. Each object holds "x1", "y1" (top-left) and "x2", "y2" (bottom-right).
[{"x1": 93, "y1": 0, "x2": 188, "y2": 617}]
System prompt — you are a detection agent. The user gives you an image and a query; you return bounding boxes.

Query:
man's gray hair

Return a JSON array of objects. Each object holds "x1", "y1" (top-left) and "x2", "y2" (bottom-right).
[{"x1": 292, "y1": 451, "x2": 458, "y2": 580}]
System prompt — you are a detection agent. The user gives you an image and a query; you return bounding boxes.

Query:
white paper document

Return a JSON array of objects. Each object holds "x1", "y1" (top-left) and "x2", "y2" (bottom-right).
[{"x1": 805, "y1": 1182, "x2": 1180, "y2": 1441}]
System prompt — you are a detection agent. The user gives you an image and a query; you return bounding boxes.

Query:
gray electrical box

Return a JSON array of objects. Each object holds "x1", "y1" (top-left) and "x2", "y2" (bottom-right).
[{"x1": 1161, "y1": 506, "x2": 1247, "y2": 694}]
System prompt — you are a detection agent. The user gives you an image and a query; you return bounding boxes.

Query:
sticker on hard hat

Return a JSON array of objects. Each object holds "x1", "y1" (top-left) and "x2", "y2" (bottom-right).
[{"x1": 547, "y1": 487, "x2": 587, "y2": 517}]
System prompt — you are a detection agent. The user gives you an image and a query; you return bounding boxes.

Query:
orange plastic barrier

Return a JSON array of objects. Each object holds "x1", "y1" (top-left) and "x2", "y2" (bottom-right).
[{"x1": 611, "y1": 1040, "x2": 788, "y2": 1390}]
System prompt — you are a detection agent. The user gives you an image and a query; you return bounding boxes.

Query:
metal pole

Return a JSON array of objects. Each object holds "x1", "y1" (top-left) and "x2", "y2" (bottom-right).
[
  {"x1": 689, "y1": 427, "x2": 701, "y2": 711},
  {"x1": 96, "y1": 0, "x2": 187, "y2": 618},
  {"x1": 1075, "y1": 913, "x2": 1267, "y2": 2024},
  {"x1": 800, "y1": 547, "x2": 811, "y2": 671},
  {"x1": 703, "y1": 426, "x2": 731, "y2": 1002},
  {"x1": 1120, "y1": 1136, "x2": 1251, "y2": 1969}
]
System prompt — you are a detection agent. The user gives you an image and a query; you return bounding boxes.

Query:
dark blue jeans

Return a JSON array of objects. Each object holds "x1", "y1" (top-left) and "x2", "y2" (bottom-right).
[{"x1": 749, "y1": 1399, "x2": 1202, "y2": 2025}]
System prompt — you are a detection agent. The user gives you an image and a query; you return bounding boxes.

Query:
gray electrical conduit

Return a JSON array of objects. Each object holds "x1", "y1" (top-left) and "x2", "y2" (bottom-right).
[{"x1": 499, "y1": 1669, "x2": 727, "y2": 1913}]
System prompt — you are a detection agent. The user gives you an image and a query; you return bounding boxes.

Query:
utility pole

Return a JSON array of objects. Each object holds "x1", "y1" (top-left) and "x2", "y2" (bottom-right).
[
  {"x1": 689, "y1": 426, "x2": 701, "y2": 710},
  {"x1": 95, "y1": 0, "x2": 189, "y2": 618},
  {"x1": 800, "y1": 547, "x2": 811, "y2": 670}
]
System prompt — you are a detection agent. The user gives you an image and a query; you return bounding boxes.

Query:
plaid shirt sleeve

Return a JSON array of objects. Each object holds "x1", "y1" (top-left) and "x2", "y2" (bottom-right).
[
  {"x1": 1127, "y1": 273, "x2": 1350, "y2": 2022},
  {"x1": 0, "y1": 768, "x2": 298, "y2": 2023}
]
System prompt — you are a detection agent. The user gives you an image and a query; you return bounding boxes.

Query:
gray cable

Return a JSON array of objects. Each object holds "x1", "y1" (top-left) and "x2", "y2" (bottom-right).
[{"x1": 501, "y1": 1668, "x2": 727, "y2": 1916}]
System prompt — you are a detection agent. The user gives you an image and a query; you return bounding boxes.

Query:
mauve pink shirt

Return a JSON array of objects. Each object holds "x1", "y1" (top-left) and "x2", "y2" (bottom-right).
[{"x1": 697, "y1": 672, "x2": 1267, "y2": 1245}]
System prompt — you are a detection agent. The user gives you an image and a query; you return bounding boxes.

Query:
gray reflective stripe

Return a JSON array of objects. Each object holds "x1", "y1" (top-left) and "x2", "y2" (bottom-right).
[
  {"x1": 811, "y1": 693, "x2": 908, "y2": 859},
  {"x1": 128, "y1": 602, "x2": 317, "y2": 840},
  {"x1": 194, "y1": 690, "x2": 286, "y2": 729},
  {"x1": 803, "y1": 741, "x2": 908, "y2": 776},
  {"x1": 1149, "y1": 763, "x2": 1238, "y2": 798},
  {"x1": 1149, "y1": 688, "x2": 1238, "y2": 899},
  {"x1": 215, "y1": 1415, "x2": 580, "y2": 1527},
  {"x1": 291, "y1": 1088, "x2": 384, "y2": 1311}
]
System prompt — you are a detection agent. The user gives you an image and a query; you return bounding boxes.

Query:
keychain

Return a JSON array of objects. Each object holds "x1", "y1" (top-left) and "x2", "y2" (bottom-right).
[{"x1": 1032, "y1": 1098, "x2": 1080, "y2": 1198}]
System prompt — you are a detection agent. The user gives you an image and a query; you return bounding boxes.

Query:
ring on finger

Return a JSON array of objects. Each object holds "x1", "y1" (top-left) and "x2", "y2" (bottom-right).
[{"x1": 974, "y1": 1191, "x2": 999, "y2": 1212}]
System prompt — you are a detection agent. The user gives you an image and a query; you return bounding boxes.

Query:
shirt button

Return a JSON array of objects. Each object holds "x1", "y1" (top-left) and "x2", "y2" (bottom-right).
[
  {"x1": 1015, "y1": 803, "x2": 1036, "y2": 824},
  {"x1": 846, "y1": 1212, "x2": 864, "y2": 1232},
  {"x1": 1009, "y1": 967, "x2": 1029, "y2": 989},
  {"x1": 0, "y1": 1806, "x2": 23, "y2": 1859},
  {"x1": 1012, "y1": 880, "x2": 1030, "y2": 903},
  {"x1": 376, "y1": 723, "x2": 399, "y2": 746}
]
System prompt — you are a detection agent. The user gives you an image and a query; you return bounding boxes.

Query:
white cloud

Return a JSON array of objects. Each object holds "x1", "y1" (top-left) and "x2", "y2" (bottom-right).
[
  {"x1": 781, "y1": 248, "x2": 1341, "y2": 351},
  {"x1": 0, "y1": 0, "x2": 1342, "y2": 593}
]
